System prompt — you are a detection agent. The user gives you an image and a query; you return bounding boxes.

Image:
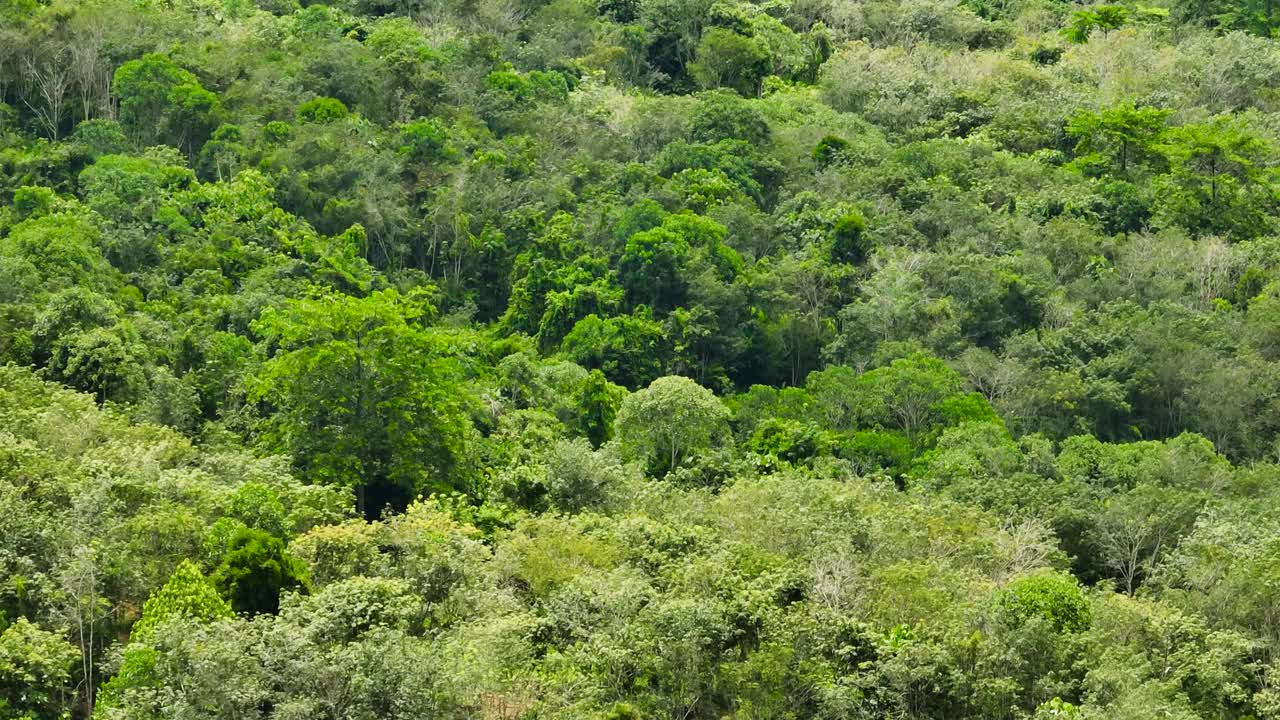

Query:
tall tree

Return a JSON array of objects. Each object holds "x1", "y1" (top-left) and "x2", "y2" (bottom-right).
[
  {"x1": 615, "y1": 375, "x2": 730, "y2": 475},
  {"x1": 1065, "y1": 103, "x2": 1170, "y2": 178},
  {"x1": 1155, "y1": 116, "x2": 1278, "y2": 239},
  {"x1": 250, "y1": 290, "x2": 472, "y2": 515}
]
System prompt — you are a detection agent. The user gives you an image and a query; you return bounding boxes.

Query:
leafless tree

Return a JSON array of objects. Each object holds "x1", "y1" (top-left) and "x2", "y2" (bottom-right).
[
  {"x1": 995, "y1": 518, "x2": 1059, "y2": 584},
  {"x1": 1094, "y1": 487, "x2": 1199, "y2": 595},
  {"x1": 21, "y1": 40, "x2": 75, "y2": 139},
  {"x1": 68, "y1": 22, "x2": 114, "y2": 122},
  {"x1": 54, "y1": 542, "x2": 108, "y2": 717}
]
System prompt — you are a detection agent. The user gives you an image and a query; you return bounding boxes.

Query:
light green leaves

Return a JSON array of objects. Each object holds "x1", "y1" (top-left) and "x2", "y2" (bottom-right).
[{"x1": 615, "y1": 375, "x2": 730, "y2": 475}]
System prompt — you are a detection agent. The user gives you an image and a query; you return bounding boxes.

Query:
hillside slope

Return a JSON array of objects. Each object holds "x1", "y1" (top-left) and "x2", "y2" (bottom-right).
[{"x1": 3, "y1": 0, "x2": 1280, "y2": 717}]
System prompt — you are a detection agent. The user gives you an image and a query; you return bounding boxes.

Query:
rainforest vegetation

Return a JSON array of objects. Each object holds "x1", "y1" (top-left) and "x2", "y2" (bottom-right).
[{"x1": 4, "y1": 0, "x2": 1280, "y2": 717}]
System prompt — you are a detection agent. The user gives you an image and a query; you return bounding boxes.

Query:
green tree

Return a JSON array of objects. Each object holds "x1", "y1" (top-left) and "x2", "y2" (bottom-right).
[
  {"x1": 575, "y1": 369, "x2": 627, "y2": 447},
  {"x1": 560, "y1": 312, "x2": 668, "y2": 390},
  {"x1": 1246, "y1": 281, "x2": 1280, "y2": 359},
  {"x1": 1093, "y1": 483, "x2": 1202, "y2": 594},
  {"x1": 1, "y1": 210, "x2": 106, "y2": 288},
  {"x1": 619, "y1": 226, "x2": 692, "y2": 312},
  {"x1": 79, "y1": 149, "x2": 195, "y2": 228},
  {"x1": 854, "y1": 352, "x2": 968, "y2": 443},
  {"x1": 813, "y1": 135, "x2": 850, "y2": 169},
  {"x1": 211, "y1": 528, "x2": 309, "y2": 615},
  {"x1": 197, "y1": 123, "x2": 248, "y2": 181},
  {"x1": 250, "y1": 290, "x2": 471, "y2": 515},
  {"x1": 1063, "y1": 5, "x2": 1129, "y2": 42},
  {"x1": 689, "y1": 28, "x2": 770, "y2": 97},
  {"x1": 296, "y1": 96, "x2": 349, "y2": 124},
  {"x1": 1174, "y1": 0, "x2": 1280, "y2": 35},
  {"x1": 545, "y1": 438, "x2": 623, "y2": 512},
  {"x1": 0, "y1": 618, "x2": 79, "y2": 720},
  {"x1": 164, "y1": 81, "x2": 222, "y2": 158},
  {"x1": 112, "y1": 54, "x2": 220, "y2": 153},
  {"x1": 997, "y1": 571, "x2": 1092, "y2": 634},
  {"x1": 615, "y1": 375, "x2": 730, "y2": 475},
  {"x1": 689, "y1": 89, "x2": 771, "y2": 145},
  {"x1": 1065, "y1": 103, "x2": 1170, "y2": 177},
  {"x1": 45, "y1": 323, "x2": 150, "y2": 404},
  {"x1": 96, "y1": 561, "x2": 234, "y2": 711},
  {"x1": 1155, "y1": 116, "x2": 1278, "y2": 240},
  {"x1": 830, "y1": 210, "x2": 871, "y2": 265}
]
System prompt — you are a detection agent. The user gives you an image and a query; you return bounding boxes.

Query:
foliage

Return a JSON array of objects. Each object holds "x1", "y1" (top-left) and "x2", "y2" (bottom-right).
[
  {"x1": 2, "y1": 0, "x2": 1280, "y2": 716},
  {"x1": 130, "y1": 560, "x2": 232, "y2": 640},
  {"x1": 0, "y1": 619, "x2": 78, "y2": 720},
  {"x1": 615, "y1": 375, "x2": 730, "y2": 475},
  {"x1": 250, "y1": 290, "x2": 471, "y2": 513},
  {"x1": 1063, "y1": 6, "x2": 1130, "y2": 43},
  {"x1": 211, "y1": 528, "x2": 309, "y2": 615},
  {"x1": 112, "y1": 54, "x2": 221, "y2": 155},
  {"x1": 997, "y1": 571, "x2": 1092, "y2": 634},
  {"x1": 296, "y1": 97, "x2": 349, "y2": 124}
]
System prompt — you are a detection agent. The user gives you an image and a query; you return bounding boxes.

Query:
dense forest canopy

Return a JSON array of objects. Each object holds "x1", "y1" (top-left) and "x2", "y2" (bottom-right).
[{"x1": 4, "y1": 0, "x2": 1280, "y2": 717}]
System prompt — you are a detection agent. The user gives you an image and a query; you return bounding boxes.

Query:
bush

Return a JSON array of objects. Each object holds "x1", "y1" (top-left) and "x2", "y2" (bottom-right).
[
  {"x1": 296, "y1": 97, "x2": 349, "y2": 123},
  {"x1": 813, "y1": 134, "x2": 850, "y2": 169},
  {"x1": 997, "y1": 571, "x2": 1091, "y2": 634},
  {"x1": 211, "y1": 528, "x2": 310, "y2": 615}
]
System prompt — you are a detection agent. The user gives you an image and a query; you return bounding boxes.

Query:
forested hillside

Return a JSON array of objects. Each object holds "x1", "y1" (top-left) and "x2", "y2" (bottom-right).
[{"x1": 3, "y1": 0, "x2": 1280, "y2": 717}]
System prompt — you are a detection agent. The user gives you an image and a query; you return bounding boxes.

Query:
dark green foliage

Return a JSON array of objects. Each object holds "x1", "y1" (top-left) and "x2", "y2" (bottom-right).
[
  {"x1": 1154, "y1": 117, "x2": 1278, "y2": 240},
  {"x1": 813, "y1": 134, "x2": 850, "y2": 169},
  {"x1": 250, "y1": 290, "x2": 472, "y2": 513},
  {"x1": 561, "y1": 312, "x2": 667, "y2": 389},
  {"x1": 211, "y1": 528, "x2": 309, "y2": 615},
  {"x1": 689, "y1": 28, "x2": 770, "y2": 96},
  {"x1": 112, "y1": 54, "x2": 192, "y2": 141},
  {"x1": 655, "y1": 138, "x2": 780, "y2": 205},
  {"x1": 1232, "y1": 265, "x2": 1269, "y2": 306},
  {"x1": 1175, "y1": 0, "x2": 1280, "y2": 35},
  {"x1": 1091, "y1": 178, "x2": 1151, "y2": 235},
  {"x1": 576, "y1": 369, "x2": 626, "y2": 446},
  {"x1": 112, "y1": 54, "x2": 221, "y2": 155},
  {"x1": 70, "y1": 120, "x2": 128, "y2": 160},
  {"x1": 613, "y1": 199, "x2": 669, "y2": 247},
  {"x1": 1029, "y1": 44, "x2": 1063, "y2": 65},
  {"x1": 619, "y1": 226, "x2": 691, "y2": 312},
  {"x1": 830, "y1": 210, "x2": 870, "y2": 264},
  {"x1": 837, "y1": 429, "x2": 914, "y2": 477},
  {"x1": 597, "y1": 0, "x2": 638, "y2": 22}
]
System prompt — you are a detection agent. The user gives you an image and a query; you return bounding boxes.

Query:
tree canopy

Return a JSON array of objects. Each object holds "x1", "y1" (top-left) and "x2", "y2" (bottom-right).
[{"x1": 3, "y1": 0, "x2": 1280, "y2": 717}]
